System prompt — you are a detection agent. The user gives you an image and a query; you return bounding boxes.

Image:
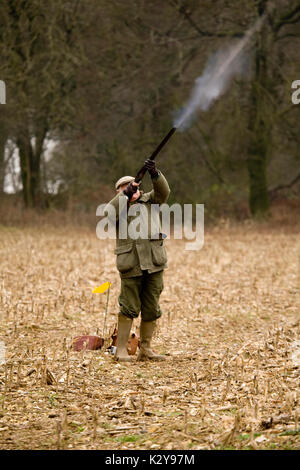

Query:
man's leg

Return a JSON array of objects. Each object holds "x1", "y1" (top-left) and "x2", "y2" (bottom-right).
[
  {"x1": 116, "y1": 275, "x2": 142, "y2": 362},
  {"x1": 138, "y1": 270, "x2": 165, "y2": 361}
]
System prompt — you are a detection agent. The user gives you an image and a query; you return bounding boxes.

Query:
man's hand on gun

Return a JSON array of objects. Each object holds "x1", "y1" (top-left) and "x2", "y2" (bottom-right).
[
  {"x1": 144, "y1": 159, "x2": 158, "y2": 178},
  {"x1": 123, "y1": 158, "x2": 158, "y2": 201},
  {"x1": 123, "y1": 181, "x2": 140, "y2": 200}
]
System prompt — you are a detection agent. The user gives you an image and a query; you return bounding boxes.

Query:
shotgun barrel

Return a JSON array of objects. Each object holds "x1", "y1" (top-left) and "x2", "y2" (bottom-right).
[{"x1": 134, "y1": 127, "x2": 176, "y2": 183}]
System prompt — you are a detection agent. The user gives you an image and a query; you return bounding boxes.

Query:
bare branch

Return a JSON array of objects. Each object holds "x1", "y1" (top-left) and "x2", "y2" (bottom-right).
[
  {"x1": 187, "y1": 129, "x2": 227, "y2": 185},
  {"x1": 168, "y1": 0, "x2": 244, "y2": 39},
  {"x1": 273, "y1": 4, "x2": 300, "y2": 32},
  {"x1": 277, "y1": 32, "x2": 300, "y2": 40},
  {"x1": 269, "y1": 172, "x2": 300, "y2": 199}
]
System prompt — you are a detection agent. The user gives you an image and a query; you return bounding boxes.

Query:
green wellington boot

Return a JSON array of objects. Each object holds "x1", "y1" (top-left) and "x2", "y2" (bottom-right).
[
  {"x1": 115, "y1": 314, "x2": 133, "y2": 362},
  {"x1": 137, "y1": 320, "x2": 165, "y2": 361}
]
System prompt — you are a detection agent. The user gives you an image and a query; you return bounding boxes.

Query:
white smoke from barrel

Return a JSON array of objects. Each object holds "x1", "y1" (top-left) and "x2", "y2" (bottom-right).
[{"x1": 174, "y1": 14, "x2": 266, "y2": 130}]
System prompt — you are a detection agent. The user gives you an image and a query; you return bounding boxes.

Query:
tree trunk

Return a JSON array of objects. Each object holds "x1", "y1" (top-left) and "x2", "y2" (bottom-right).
[
  {"x1": 0, "y1": 132, "x2": 6, "y2": 194},
  {"x1": 18, "y1": 133, "x2": 34, "y2": 207},
  {"x1": 247, "y1": 147, "x2": 269, "y2": 215},
  {"x1": 0, "y1": 115, "x2": 8, "y2": 194},
  {"x1": 17, "y1": 125, "x2": 46, "y2": 207},
  {"x1": 247, "y1": 1, "x2": 272, "y2": 217}
]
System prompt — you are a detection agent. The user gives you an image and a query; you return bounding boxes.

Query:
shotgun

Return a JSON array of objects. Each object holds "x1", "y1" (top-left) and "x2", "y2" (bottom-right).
[{"x1": 134, "y1": 127, "x2": 177, "y2": 183}]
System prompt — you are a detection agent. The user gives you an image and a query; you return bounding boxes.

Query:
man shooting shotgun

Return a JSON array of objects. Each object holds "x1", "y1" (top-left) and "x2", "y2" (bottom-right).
[{"x1": 106, "y1": 129, "x2": 175, "y2": 362}]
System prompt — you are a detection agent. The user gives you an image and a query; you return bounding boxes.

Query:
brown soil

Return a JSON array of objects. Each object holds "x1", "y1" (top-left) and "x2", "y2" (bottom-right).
[{"x1": 0, "y1": 220, "x2": 299, "y2": 450}]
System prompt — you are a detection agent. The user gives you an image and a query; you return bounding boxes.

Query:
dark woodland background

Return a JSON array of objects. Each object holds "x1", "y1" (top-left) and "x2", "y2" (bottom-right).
[{"x1": 0, "y1": 0, "x2": 299, "y2": 221}]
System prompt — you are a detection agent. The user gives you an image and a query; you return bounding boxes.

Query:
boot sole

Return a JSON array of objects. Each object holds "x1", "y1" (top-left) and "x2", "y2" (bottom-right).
[
  {"x1": 114, "y1": 357, "x2": 133, "y2": 362},
  {"x1": 137, "y1": 355, "x2": 166, "y2": 362}
]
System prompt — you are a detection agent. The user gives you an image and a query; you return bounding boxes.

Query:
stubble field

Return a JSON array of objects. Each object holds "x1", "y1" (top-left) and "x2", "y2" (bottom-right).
[{"x1": 0, "y1": 218, "x2": 299, "y2": 450}]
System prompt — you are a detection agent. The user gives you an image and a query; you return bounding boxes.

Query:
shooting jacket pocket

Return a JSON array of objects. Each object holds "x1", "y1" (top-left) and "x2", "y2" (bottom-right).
[
  {"x1": 115, "y1": 243, "x2": 136, "y2": 273},
  {"x1": 151, "y1": 240, "x2": 167, "y2": 266}
]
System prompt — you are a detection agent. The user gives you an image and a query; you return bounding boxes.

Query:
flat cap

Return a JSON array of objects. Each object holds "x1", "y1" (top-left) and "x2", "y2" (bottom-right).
[{"x1": 115, "y1": 175, "x2": 135, "y2": 190}]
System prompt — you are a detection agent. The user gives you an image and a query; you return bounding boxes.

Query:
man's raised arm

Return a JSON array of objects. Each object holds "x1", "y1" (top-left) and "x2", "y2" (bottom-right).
[{"x1": 144, "y1": 159, "x2": 170, "y2": 204}]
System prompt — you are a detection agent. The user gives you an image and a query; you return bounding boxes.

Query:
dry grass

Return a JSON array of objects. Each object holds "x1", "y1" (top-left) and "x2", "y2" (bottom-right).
[{"x1": 0, "y1": 218, "x2": 299, "y2": 450}]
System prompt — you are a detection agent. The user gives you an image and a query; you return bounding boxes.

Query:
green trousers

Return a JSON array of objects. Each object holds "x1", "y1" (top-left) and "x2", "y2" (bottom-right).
[{"x1": 119, "y1": 270, "x2": 164, "y2": 322}]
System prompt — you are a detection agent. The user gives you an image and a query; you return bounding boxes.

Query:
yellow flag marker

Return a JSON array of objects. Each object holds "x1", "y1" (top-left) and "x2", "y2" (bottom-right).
[
  {"x1": 92, "y1": 282, "x2": 112, "y2": 342},
  {"x1": 92, "y1": 282, "x2": 111, "y2": 294},
  {"x1": 73, "y1": 282, "x2": 112, "y2": 352}
]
